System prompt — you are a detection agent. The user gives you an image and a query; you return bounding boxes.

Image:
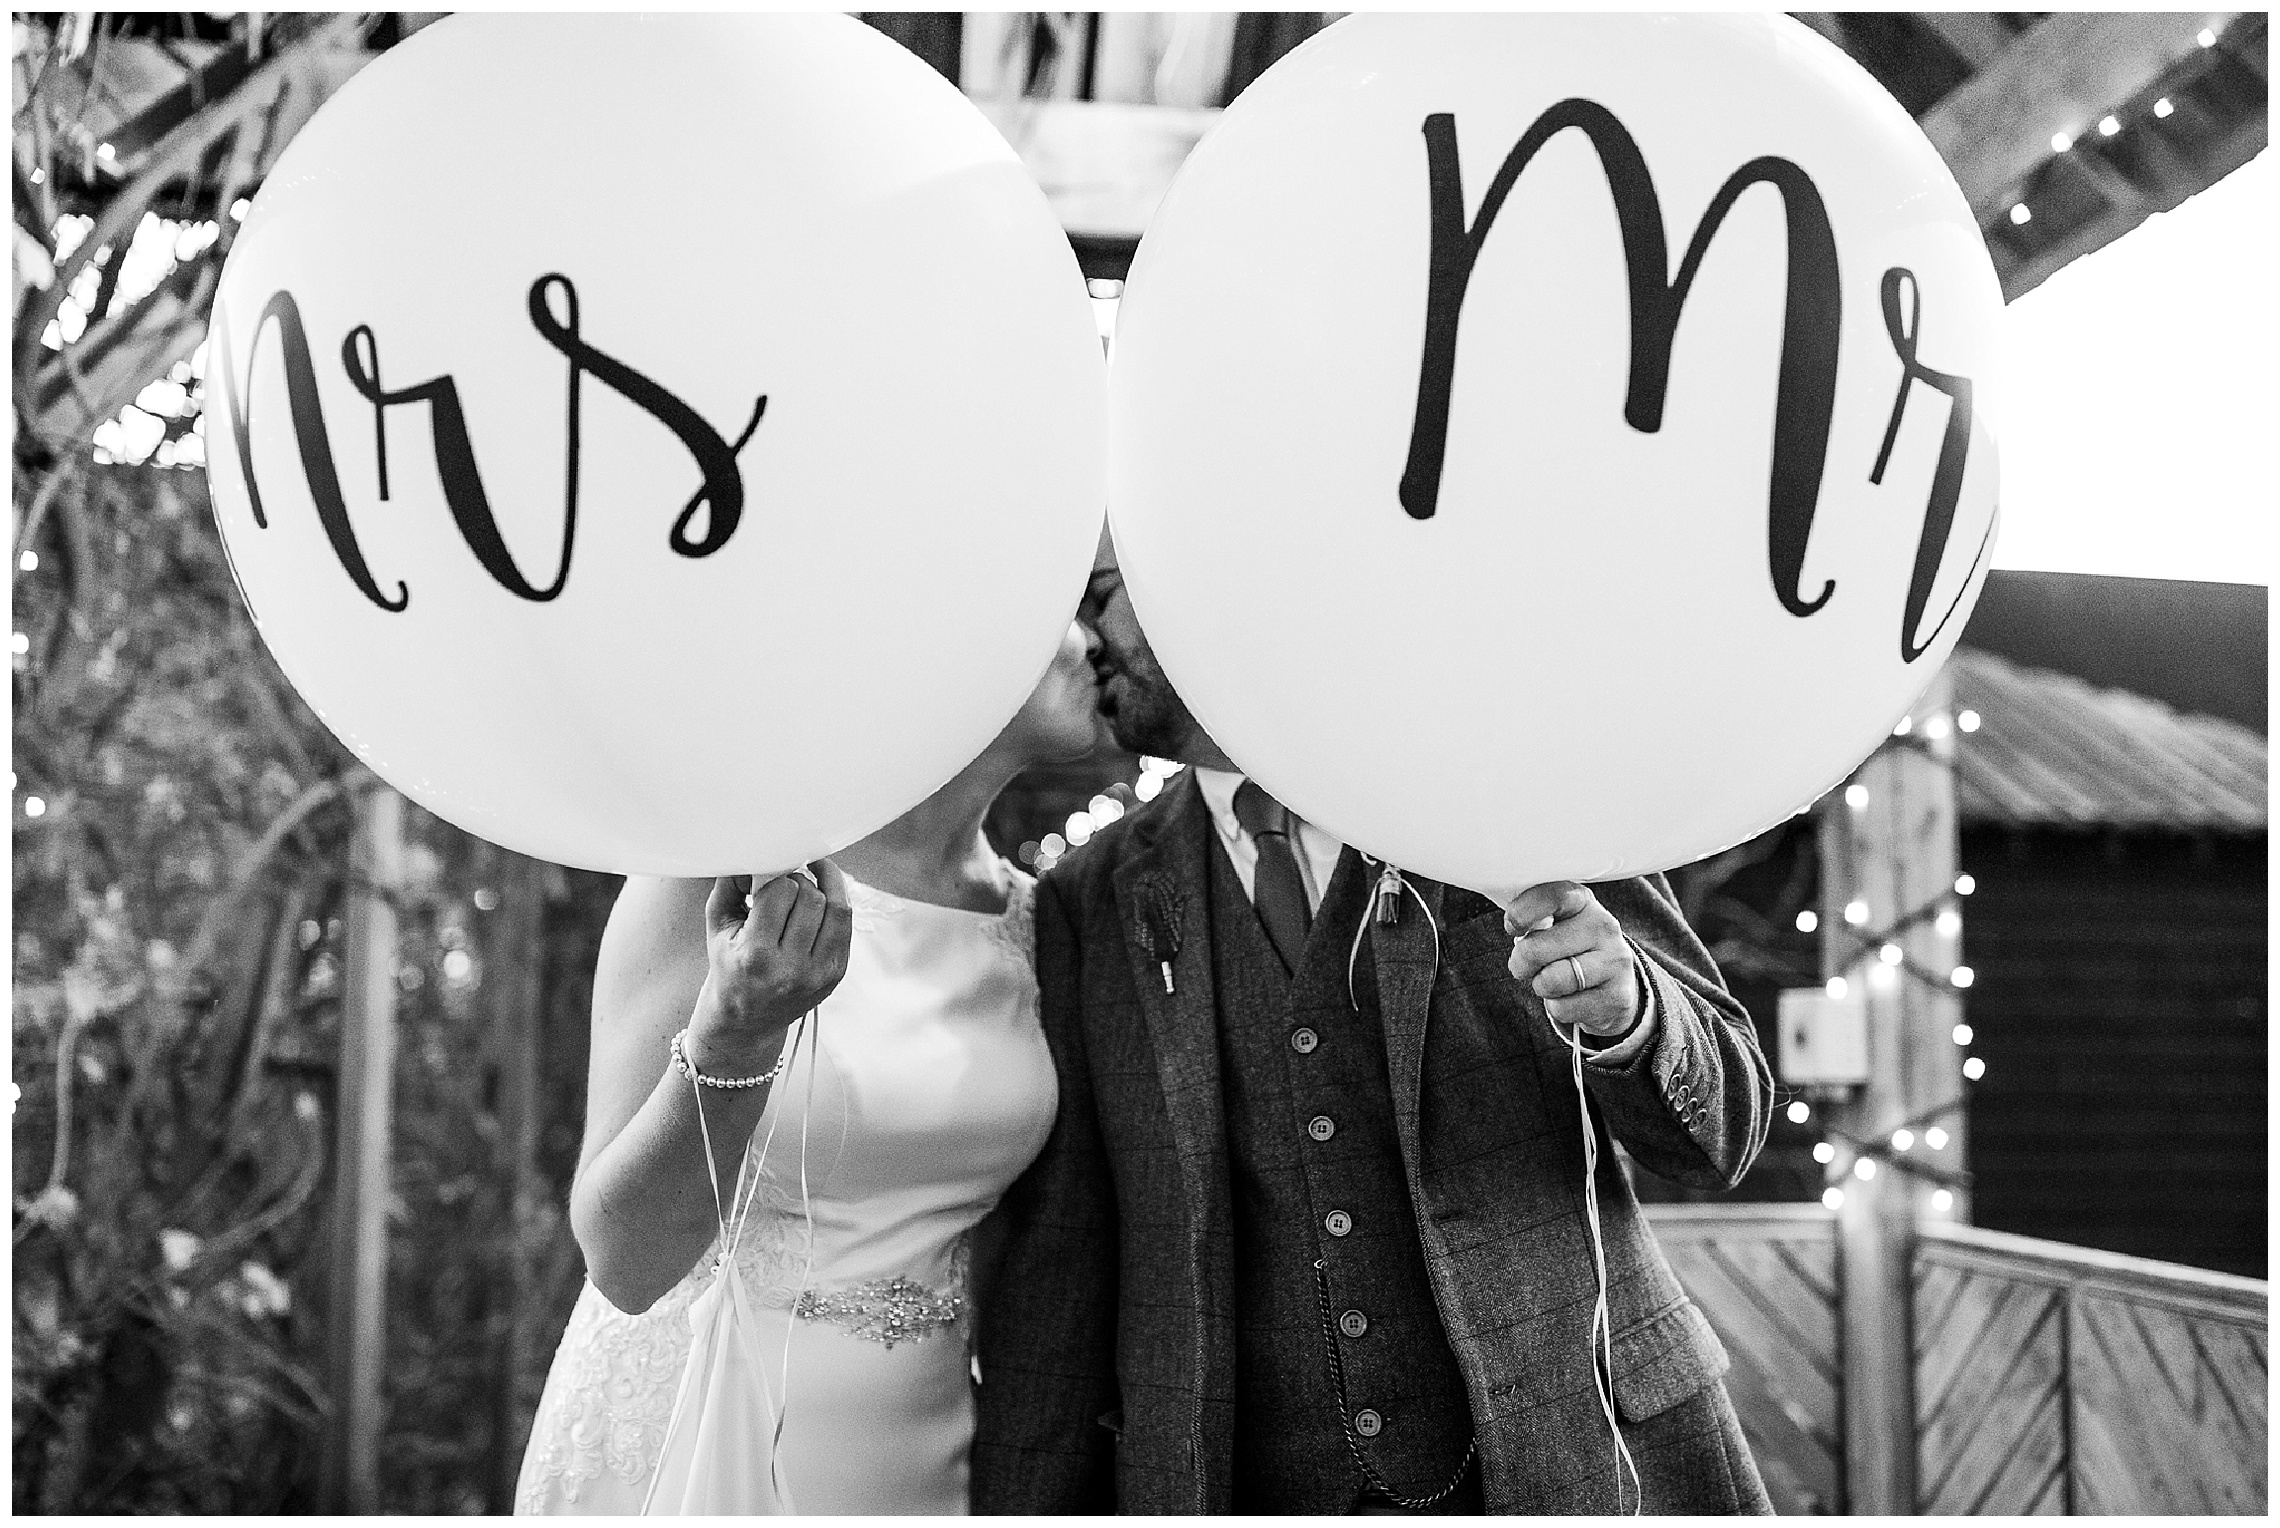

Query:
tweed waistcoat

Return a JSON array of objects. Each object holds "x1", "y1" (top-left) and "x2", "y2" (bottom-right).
[{"x1": 1209, "y1": 841, "x2": 1477, "y2": 1511}]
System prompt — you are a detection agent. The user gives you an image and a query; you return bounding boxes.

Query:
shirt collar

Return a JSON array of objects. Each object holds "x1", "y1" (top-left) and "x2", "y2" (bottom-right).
[{"x1": 1191, "y1": 766, "x2": 1249, "y2": 845}]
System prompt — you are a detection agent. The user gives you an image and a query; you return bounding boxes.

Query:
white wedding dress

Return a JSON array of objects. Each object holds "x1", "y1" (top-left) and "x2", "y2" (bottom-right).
[{"x1": 514, "y1": 865, "x2": 1056, "y2": 1515}]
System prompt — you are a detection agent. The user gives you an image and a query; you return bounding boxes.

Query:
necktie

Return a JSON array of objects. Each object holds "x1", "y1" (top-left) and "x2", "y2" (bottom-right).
[{"x1": 1233, "y1": 779, "x2": 1313, "y2": 974}]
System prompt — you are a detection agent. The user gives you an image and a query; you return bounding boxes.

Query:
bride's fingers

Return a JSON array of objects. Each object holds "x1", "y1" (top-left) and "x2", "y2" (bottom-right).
[
  {"x1": 809, "y1": 858, "x2": 854, "y2": 961},
  {"x1": 781, "y1": 876, "x2": 828, "y2": 954},
  {"x1": 744, "y1": 872, "x2": 804, "y2": 944},
  {"x1": 704, "y1": 874, "x2": 752, "y2": 940}
]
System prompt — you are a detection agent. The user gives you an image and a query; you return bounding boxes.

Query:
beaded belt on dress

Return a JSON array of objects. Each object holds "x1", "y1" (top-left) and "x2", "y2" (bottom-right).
[{"x1": 791, "y1": 1276, "x2": 964, "y2": 1350}]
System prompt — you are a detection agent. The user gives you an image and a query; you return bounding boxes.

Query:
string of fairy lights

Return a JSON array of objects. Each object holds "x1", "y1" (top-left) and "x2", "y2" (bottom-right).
[
  {"x1": 1784, "y1": 703, "x2": 1985, "y2": 1216},
  {"x1": 1016, "y1": 756, "x2": 1185, "y2": 874},
  {"x1": 2003, "y1": 24, "x2": 2225, "y2": 232}
]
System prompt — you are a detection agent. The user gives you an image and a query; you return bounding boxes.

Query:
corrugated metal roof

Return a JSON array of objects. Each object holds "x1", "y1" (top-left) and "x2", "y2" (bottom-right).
[{"x1": 1948, "y1": 646, "x2": 2267, "y2": 833}]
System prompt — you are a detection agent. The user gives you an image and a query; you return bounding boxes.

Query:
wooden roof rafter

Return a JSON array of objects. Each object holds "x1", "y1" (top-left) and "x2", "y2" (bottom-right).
[{"x1": 1907, "y1": 10, "x2": 2269, "y2": 300}]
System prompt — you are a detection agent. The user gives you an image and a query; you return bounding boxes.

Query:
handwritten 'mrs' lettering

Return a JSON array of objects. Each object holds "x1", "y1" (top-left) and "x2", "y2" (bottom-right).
[
  {"x1": 208, "y1": 291, "x2": 409, "y2": 611},
  {"x1": 213, "y1": 273, "x2": 766, "y2": 611},
  {"x1": 1397, "y1": 100, "x2": 1843, "y2": 621}
]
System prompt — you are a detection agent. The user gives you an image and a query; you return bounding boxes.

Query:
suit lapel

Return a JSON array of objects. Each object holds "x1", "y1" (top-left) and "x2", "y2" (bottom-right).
[
  {"x1": 1370, "y1": 872, "x2": 1449, "y2": 1150},
  {"x1": 1108, "y1": 771, "x2": 1229, "y2": 1196}
]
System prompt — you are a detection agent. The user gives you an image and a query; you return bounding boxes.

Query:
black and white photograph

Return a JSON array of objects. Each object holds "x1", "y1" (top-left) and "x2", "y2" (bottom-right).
[{"x1": 10, "y1": 8, "x2": 2268, "y2": 1516}]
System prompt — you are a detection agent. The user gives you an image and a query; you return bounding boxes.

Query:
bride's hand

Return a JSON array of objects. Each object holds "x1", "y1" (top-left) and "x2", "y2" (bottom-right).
[{"x1": 686, "y1": 860, "x2": 853, "y2": 1073}]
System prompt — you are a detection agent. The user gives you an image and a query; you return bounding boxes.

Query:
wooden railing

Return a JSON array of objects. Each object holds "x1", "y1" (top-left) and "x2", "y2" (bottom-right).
[
  {"x1": 1915, "y1": 1222, "x2": 2268, "y2": 1515},
  {"x1": 1643, "y1": 1205, "x2": 2269, "y2": 1515}
]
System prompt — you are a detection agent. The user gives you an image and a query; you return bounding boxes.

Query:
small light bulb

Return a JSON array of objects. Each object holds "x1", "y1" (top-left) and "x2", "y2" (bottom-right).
[
  {"x1": 1935, "y1": 909, "x2": 1962, "y2": 937},
  {"x1": 1796, "y1": 910, "x2": 1819, "y2": 934},
  {"x1": 1845, "y1": 899, "x2": 1870, "y2": 926},
  {"x1": 9, "y1": 632, "x2": 27, "y2": 655},
  {"x1": 1957, "y1": 709, "x2": 1981, "y2": 733},
  {"x1": 2009, "y1": 203, "x2": 2033, "y2": 226},
  {"x1": 1871, "y1": 963, "x2": 1898, "y2": 990},
  {"x1": 1954, "y1": 874, "x2": 1975, "y2": 896},
  {"x1": 1822, "y1": 1187, "x2": 1845, "y2": 1211},
  {"x1": 1854, "y1": 1158, "x2": 1878, "y2": 1181},
  {"x1": 1926, "y1": 1127, "x2": 1950, "y2": 1150},
  {"x1": 2050, "y1": 131, "x2": 2073, "y2": 153},
  {"x1": 1786, "y1": 1100, "x2": 1810, "y2": 1125},
  {"x1": 1893, "y1": 715, "x2": 1913, "y2": 736},
  {"x1": 25, "y1": 796, "x2": 47, "y2": 818},
  {"x1": 1962, "y1": 1056, "x2": 1987, "y2": 1081},
  {"x1": 1931, "y1": 1189, "x2": 1954, "y2": 1213},
  {"x1": 2198, "y1": 27, "x2": 2216, "y2": 46},
  {"x1": 1923, "y1": 714, "x2": 1952, "y2": 740},
  {"x1": 1825, "y1": 977, "x2": 1848, "y2": 1000},
  {"x1": 2153, "y1": 97, "x2": 2175, "y2": 119},
  {"x1": 1880, "y1": 943, "x2": 1903, "y2": 966},
  {"x1": 1845, "y1": 784, "x2": 1870, "y2": 810},
  {"x1": 18, "y1": 551, "x2": 37, "y2": 572},
  {"x1": 1812, "y1": 1142, "x2": 1836, "y2": 1164},
  {"x1": 1892, "y1": 1129, "x2": 1914, "y2": 1152},
  {"x1": 1952, "y1": 1023, "x2": 1974, "y2": 1046},
  {"x1": 1951, "y1": 965, "x2": 1975, "y2": 989},
  {"x1": 2098, "y1": 114, "x2": 2121, "y2": 137}
]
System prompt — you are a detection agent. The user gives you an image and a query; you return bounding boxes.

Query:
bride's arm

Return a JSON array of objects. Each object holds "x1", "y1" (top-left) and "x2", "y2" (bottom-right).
[{"x1": 568, "y1": 867, "x2": 851, "y2": 1315}]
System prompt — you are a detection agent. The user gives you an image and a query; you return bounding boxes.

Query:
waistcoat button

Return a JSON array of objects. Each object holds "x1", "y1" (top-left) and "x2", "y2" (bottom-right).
[
  {"x1": 1353, "y1": 1408, "x2": 1383, "y2": 1438},
  {"x1": 1308, "y1": 1115, "x2": 1336, "y2": 1142},
  {"x1": 1290, "y1": 1027, "x2": 1320, "y2": 1054},
  {"x1": 1339, "y1": 1309, "x2": 1369, "y2": 1338},
  {"x1": 1325, "y1": 1210, "x2": 1352, "y2": 1237}
]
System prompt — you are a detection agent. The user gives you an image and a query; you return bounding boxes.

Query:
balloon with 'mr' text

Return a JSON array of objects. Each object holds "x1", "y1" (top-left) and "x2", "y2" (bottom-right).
[
  {"x1": 205, "y1": 13, "x2": 1106, "y2": 875},
  {"x1": 1109, "y1": 12, "x2": 2003, "y2": 902}
]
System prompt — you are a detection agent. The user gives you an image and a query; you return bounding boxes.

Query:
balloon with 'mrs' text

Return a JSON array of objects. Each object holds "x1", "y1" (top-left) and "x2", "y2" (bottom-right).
[
  {"x1": 1109, "y1": 12, "x2": 2001, "y2": 902},
  {"x1": 205, "y1": 13, "x2": 1106, "y2": 875}
]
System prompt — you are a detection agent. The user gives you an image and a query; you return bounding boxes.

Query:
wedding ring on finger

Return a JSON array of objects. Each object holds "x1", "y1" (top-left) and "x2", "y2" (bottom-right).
[{"x1": 1566, "y1": 954, "x2": 1590, "y2": 995}]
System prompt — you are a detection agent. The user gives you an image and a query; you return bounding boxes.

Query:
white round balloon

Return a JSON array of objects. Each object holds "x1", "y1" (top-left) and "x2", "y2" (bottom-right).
[
  {"x1": 1110, "y1": 12, "x2": 2001, "y2": 900},
  {"x1": 206, "y1": 13, "x2": 1106, "y2": 875}
]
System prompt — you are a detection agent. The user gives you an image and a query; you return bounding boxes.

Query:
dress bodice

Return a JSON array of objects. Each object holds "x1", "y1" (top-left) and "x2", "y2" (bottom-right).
[{"x1": 515, "y1": 862, "x2": 1056, "y2": 1515}]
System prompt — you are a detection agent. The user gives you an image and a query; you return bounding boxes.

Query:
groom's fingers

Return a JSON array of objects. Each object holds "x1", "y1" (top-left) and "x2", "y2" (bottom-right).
[{"x1": 1503, "y1": 881, "x2": 1592, "y2": 936}]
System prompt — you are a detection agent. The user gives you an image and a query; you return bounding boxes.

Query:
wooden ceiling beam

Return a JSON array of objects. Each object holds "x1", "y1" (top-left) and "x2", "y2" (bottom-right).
[
  {"x1": 1914, "y1": 12, "x2": 2010, "y2": 70},
  {"x1": 1921, "y1": 11, "x2": 2244, "y2": 219},
  {"x1": 1992, "y1": 107, "x2": 2268, "y2": 301}
]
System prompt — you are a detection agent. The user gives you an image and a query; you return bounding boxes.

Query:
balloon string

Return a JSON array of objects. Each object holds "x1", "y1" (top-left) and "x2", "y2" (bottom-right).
[
  {"x1": 771, "y1": 1005, "x2": 821, "y2": 1505},
  {"x1": 701, "y1": 1011, "x2": 805, "y2": 1508},
  {"x1": 1560, "y1": 1018, "x2": 1643, "y2": 1515},
  {"x1": 1347, "y1": 861, "x2": 1439, "y2": 1012},
  {"x1": 1347, "y1": 864, "x2": 1634, "y2": 1509}
]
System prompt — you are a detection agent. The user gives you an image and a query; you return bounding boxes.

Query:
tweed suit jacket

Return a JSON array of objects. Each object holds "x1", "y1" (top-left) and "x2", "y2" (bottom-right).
[{"x1": 971, "y1": 772, "x2": 1774, "y2": 1514}]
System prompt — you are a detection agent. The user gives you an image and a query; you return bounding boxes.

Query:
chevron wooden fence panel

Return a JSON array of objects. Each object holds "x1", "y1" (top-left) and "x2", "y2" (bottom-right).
[
  {"x1": 1913, "y1": 1245, "x2": 2068, "y2": 1511},
  {"x1": 1644, "y1": 1206, "x2": 2267, "y2": 1515},
  {"x1": 1645, "y1": 1205, "x2": 1843, "y2": 1515},
  {"x1": 1916, "y1": 1223, "x2": 2267, "y2": 1515}
]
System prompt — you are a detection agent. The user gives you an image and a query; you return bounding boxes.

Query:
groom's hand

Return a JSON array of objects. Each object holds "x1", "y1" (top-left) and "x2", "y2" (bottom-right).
[{"x1": 1503, "y1": 881, "x2": 1642, "y2": 1039}]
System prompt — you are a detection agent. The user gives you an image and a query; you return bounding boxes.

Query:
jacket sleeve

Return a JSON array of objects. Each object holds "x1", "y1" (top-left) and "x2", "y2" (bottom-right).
[
  {"x1": 1577, "y1": 873, "x2": 1775, "y2": 1189},
  {"x1": 970, "y1": 869, "x2": 1120, "y2": 1513}
]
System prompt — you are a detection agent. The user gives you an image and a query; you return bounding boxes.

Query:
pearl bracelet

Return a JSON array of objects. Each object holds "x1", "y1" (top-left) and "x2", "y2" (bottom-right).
[{"x1": 670, "y1": 1027, "x2": 788, "y2": 1090}]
